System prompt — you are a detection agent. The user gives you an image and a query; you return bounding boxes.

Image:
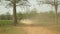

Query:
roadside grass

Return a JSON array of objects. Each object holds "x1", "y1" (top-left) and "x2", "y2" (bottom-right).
[
  {"x1": 44, "y1": 25, "x2": 60, "y2": 34},
  {"x1": 0, "y1": 20, "x2": 13, "y2": 25},
  {"x1": 0, "y1": 26, "x2": 27, "y2": 34},
  {"x1": 0, "y1": 20, "x2": 27, "y2": 34},
  {"x1": 47, "y1": 25, "x2": 60, "y2": 31}
]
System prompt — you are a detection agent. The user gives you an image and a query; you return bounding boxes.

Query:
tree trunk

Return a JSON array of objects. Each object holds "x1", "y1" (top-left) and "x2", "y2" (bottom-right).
[
  {"x1": 54, "y1": 0, "x2": 58, "y2": 24},
  {"x1": 55, "y1": 5, "x2": 58, "y2": 24},
  {"x1": 13, "y1": 0, "x2": 17, "y2": 26}
]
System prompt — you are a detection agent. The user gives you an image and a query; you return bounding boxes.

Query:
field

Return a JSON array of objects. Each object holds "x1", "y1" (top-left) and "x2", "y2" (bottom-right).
[
  {"x1": 0, "y1": 20, "x2": 60, "y2": 34},
  {"x1": 0, "y1": 26, "x2": 27, "y2": 34},
  {"x1": 0, "y1": 25, "x2": 60, "y2": 34},
  {"x1": 0, "y1": 20, "x2": 13, "y2": 25},
  {"x1": 0, "y1": 13, "x2": 60, "y2": 34}
]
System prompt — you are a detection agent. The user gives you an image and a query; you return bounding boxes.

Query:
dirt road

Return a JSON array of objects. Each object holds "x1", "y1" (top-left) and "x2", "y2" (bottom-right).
[
  {"x1": 22, "y1": 26, "x2": 57, "y2": 34},
  {"x1": 20, "y1": 19, "x2": 58, "y2": 34}
]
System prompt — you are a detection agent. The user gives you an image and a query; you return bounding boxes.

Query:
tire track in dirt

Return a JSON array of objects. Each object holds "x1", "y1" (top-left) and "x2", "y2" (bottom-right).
[{"x1": 22, "y1": 26, "x2": 57, "y2": 34}]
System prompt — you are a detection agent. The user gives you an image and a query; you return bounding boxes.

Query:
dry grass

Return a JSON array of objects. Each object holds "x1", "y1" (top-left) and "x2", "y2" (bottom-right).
[
  {"x1": 0, "y1": 26, "x2": 27, "y2": 34},
  {"x1": 0, "y1": 25, "x2": 60, "y2": 34}
]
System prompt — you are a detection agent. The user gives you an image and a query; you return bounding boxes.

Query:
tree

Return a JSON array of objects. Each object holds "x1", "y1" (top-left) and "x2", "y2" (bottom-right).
[
  {"x1": 54, "y1": 0, "x2": 58, "y2": 24},
  {"x1": 12, "y1": 0, "x2": 17, "y2": 26},
  {"x1": 0, "y1": 0, "x2": 1, "y2": 6},
  {"x1": 5, "y1": 0, "x2": 30, "y2": 26},
  {"x1": 38, "y1": 0, "x2": 60, "y2": 24}
]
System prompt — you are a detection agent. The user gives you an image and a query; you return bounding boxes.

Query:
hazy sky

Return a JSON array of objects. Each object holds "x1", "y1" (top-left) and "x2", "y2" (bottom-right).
[{"x1": 0, "y1": 0, "x2": 60, "y2": 14}]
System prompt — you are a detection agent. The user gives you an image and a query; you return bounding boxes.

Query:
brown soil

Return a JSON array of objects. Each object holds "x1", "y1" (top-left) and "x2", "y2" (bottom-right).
[{"x1": 22, "y1": 26, "x2": 57, "y2": 34}]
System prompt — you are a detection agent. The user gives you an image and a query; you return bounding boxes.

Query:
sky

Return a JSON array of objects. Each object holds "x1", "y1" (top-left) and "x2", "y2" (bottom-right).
[{"x1": 0, "y1": 0, "x2": 60, "y2": 14}]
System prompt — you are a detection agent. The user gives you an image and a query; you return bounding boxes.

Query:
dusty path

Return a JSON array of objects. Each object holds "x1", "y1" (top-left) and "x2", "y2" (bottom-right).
[
  {"x1": 22, "y1": 26, "x2": 57, "y2": 34},
  {"x1": 20, "y1": 19, "x2": 58, "y2": 34}
]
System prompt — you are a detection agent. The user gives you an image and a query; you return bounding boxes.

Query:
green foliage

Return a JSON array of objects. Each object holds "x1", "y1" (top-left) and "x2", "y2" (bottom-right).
[
  {"x1": 0, "y1": 14, "x2": 12, "y2": 20},
  {"x1": 17, "y1": 11, "x2": 38, "y2": 19},
  {"x1": 0, "y1": 20, "x2": 13, "y2": 25}
]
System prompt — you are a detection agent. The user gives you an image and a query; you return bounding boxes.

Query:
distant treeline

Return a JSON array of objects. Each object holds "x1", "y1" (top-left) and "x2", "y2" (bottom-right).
[
  {"x1": 0, "y1": 14, "x2": 12, "y2": 20},
  {"x1": 0, "y1": 11, "x2": 38, "y2": 20},
  {"x1": 0, "y1": 11, "x2": 60, "y2": 20}
]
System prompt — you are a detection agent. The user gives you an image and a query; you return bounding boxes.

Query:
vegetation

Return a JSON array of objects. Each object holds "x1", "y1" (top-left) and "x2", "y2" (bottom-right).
[
  {"x1": 0, "y1": 0, "x2": 60, "y2": 34},
  {"x1": 0, "y1": 20, "x2": 13, "y2": 25},
  {"x1": 32, "y1": 11, "x2": 60, "y2": 26},
  {"x1": 0, "y1": 11, "x2": 60, "y2": 26},
  {"x1": 38, "y1": 0, "x2": 60, "y2": 24},
  {"x1": 0, "y1": 26, "x2": 27, "y2": 34}
]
